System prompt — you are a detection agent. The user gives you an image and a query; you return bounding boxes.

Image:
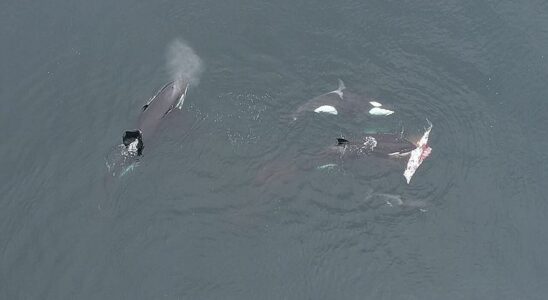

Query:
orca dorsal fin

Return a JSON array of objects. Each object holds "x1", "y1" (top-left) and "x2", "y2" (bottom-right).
[
  {"x1": 330, "y1": 79, "x2": 345, "y2": 99},
  {"x1": 337, "y1": 138, "x2": 350, "y2": 145},
  {"x1": 338, "y1": 79, "x2": 345, "y2": 92}
]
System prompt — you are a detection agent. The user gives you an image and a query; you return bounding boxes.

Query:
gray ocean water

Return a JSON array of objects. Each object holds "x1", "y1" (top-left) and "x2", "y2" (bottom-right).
[{"x1": 2, "y1": 0, "x2": 548, "y2": 299}]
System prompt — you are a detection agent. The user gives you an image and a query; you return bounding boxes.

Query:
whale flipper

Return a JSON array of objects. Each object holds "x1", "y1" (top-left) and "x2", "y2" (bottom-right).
[{"x1": 175, "y1": 84, "x2": 189, "y2": 110}]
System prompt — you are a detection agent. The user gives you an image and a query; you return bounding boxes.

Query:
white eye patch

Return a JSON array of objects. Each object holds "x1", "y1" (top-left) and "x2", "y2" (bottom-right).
[
  {"x1": 314, "y1": 105, "x2": 338, "y2": 115},
  {"x1": 369, "y1": 107, "x2": 394, "y2": 116}
]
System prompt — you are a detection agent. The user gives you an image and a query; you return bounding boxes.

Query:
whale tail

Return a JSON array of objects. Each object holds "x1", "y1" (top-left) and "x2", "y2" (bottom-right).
[{"x1": 122, "y1": 130, "x2": 144, "y2": 156}]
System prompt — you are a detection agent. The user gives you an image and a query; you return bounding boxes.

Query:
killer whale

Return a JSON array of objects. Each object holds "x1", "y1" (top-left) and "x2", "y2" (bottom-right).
[
  {"x1": 256, "y1": 132, "x2": 415, "y2": 185},
  {"x1": 256, "y1": 123, "x2": 432, "y2": 185},
  {"x1": 332, "y1": 133, "x2": 416, "y2": 158},
  {"x1": 105, "y1": 80, "x2": 189, "y2": 177},
  {"x1": 122, "y1": 80, "x2": 189, "y2": 156},
  {"x1": 292, "y1": 80, "x2": 394, "y2": 121}
]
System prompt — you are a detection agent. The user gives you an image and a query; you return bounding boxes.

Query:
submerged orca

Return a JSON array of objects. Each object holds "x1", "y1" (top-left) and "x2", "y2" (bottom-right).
[
  {"x1": 332, "y1": 133, "x2": 416, "y2": 158},
  {"x1": 256, "y1": 133, "x2": 416, "y2": 185},
  {"x1": 256, "y1": 125, "x2": 433, "y2": 185},
  {"x1": 331, "y1": 122, "x2": 433, "y2": 183},
  {"x1": 122, "y1": 80, "x2": 189, "y2": 156},
  {"x1": 292, "y1": 80, "x2": 394, "y2": 120}
]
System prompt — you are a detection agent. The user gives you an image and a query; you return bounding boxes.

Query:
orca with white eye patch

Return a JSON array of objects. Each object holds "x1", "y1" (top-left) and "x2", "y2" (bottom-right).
[{"x1": 292, "y1": 80, "x2": 395, "y2": 120}]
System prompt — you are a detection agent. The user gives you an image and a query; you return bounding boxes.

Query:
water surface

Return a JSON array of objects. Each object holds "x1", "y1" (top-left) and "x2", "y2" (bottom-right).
[{"x1": 1, "y1": 0, "x2": 548, "y2": 299}]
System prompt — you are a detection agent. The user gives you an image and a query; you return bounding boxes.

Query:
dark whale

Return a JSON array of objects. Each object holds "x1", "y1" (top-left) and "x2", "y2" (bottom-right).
[
  {"x1": 292, "y1": 80, "x2": 394, "y2": 121},
  {"x1": 256, "y1": 133, "x2": 417, "y2": 184},
  {"x1": 122, "y1": 80, "x2": 189, "y2": 156},
  {"x1": 331, "y1": 134, "x2": 416, "y2": 158},
  {"x1": 105, "y1": 80, "x2": 189, "y2": 177}
]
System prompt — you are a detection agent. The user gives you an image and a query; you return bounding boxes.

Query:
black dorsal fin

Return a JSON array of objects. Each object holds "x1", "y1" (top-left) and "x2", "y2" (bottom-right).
[
  {"x1": 142, "y1": 104, "x2": 149, "y2": 111},
  {"x1": 337, "y1": 138, "x2": 349, "y2": 145}
]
